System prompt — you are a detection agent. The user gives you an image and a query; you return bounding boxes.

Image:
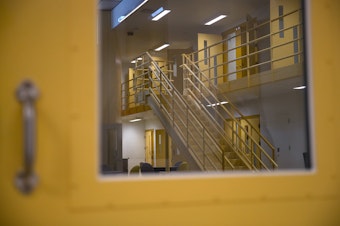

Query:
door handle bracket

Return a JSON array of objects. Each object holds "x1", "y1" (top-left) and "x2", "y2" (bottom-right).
[{"x1": 15, "y1": 80, "x2": 39, "y2": 194}]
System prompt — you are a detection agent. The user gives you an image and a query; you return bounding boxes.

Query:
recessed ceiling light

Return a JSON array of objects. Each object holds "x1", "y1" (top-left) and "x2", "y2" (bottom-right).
[
  {"x1": 151, "y1": 7, "x2": 171, "y2": 21},
  {"x1": 155, "y1": 43, "x2": 170, "y2": 51},
  {"x1": 204, "y1": 15, "x2": 227, "y2": 26}
]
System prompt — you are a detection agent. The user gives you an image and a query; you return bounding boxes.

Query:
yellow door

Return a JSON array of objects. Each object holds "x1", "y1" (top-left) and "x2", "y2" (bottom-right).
[
  {"x1": 155, "y1": 129, "x2": 173, "y2": 167},
  {"x1": 223, "y1": 25, "x2": 245, "y2": 81},
  {"x1": 222, "y1": 19, "x2": 258, "y2": 82},
  {"x1": 155, "y1": 130, "x2": 166, "y2": 166},
  {"x1": 271, "y1": 0, "x2": 302, "y2": 69},
  {"x1": 239, "y1": 116, "x2": 261, "y2": 168},
  {"x1": 197, "y1": 33, "x2": 224, "y2": 86},
  {"x1": 0, "y1": 0, "x2": 98, "y2": 224},
  {"x1": 1, "y1": 0, "x2": 339, "y2": 225},
  {"x1": 145, "y1": 129, "x2": 154, "y2": 165}
]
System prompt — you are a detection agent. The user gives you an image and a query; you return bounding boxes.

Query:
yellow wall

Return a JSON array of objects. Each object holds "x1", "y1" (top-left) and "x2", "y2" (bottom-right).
[
  {"x1": 271, "y1": 0, "x2": 302, "y2": 68},
  {"x1": 0, "y1": 0, "x2": 339, "y2": 225},
  {"x1": 198, "y1": 33, "x2": 224, "y2": 85}
]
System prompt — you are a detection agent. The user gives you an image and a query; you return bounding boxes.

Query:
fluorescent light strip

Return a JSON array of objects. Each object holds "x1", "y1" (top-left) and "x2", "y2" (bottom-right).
[
  {"x1": 155, "y1": 43, "x2": 170, "y2": 51},
  {"x1": 293, "y1": 85, "x2": 306, "y2": 90},
  {"x1": 152, "y1": 7, "x2": 164, "y2": 17},
  {"x1": 118, "y1": 0, "x2": 149, "y2": 24},
  {"x1": 206, "y1": 101, "x2": 228, "y2": 107},
  {"x1": 152, "y1": 9, "x2": 171, "y2": 21},
  {"x1": 205, "y1": 15, "x2": 227, "y2": 26},
  {"x1": 129, "y1": 118, "x2": 142, "y2": 123}
]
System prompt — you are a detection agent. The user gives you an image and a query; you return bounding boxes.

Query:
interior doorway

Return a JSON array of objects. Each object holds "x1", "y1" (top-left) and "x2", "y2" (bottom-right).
[
  {"x1": 155, "y1": 129, "x2": 172, "y2": 167},
  {"x1": 145, "y1": 130, "x2": 154, "y2": 165},
  {"x1": 222, "y1": 18, "x2": 258, "y2": 82},
  {"x1": 223, "y1": 25, "x2": 244, "y2": 81}
]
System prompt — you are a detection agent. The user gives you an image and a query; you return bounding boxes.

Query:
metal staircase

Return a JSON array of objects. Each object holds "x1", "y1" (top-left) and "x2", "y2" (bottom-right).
[
  {"x1": 181, "y1": 54, "x2": 278, "y2": 171},
  {"x1": 127, "y1": 52, "x2": 277, "y2": 171},
  {"x1": 120, "y1": 8, "x2": 307, "y2": 172}
]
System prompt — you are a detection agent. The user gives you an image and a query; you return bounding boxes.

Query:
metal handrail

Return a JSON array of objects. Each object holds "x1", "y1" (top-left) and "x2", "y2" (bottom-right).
[
  {"x1": 187, "y1": 9, "x2": 303, "y2": 88},
  {"x1": 188, "y1": 9, "x2": 302, "y2": 61},
  {"x1": 182, "y1": 61, "x2": 276, "y2": 170},
  {"x1": 149, "y1": 60, "x2": 229, "y2": 169},
  {"x1": 179, "y1": 11, "x2": 303, "y2": 171},
  {"x1": 138, "y1": 52, "x2": 238, "y2": 170},
  {"x1": 199, "y1": 40, "x2": 303, "y2": 82},
  {"x1": 121, "y1": 8, "x2": 304, "y2": 171}
]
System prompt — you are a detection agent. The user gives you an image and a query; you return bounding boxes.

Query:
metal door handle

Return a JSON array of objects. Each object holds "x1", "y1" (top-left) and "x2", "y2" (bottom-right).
[{"x1": 15, "y1": 80, "x2": 39, "y2": 194}]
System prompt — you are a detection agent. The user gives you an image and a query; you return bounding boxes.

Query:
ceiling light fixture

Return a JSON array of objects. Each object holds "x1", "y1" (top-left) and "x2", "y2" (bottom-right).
[
  {"x1": 206, "y1": 101, "x2": 228, "y2": 107},
  {"x1": 205, "y1": 15, "x2": 227, "y2": 26},
  {"x1": 129, "y1": 118, "x2": 142, "y2": 123},
  {"x1": 155, "y1": 43, "x2": 170, "y2": 51},
  {"x1": 151, "y1": 7, "x2": 171, "y2": 21},
  {"x1": 293, "y1": 85, "x2": 306, "y2": 90},
  {"x1": 112, "y1": 0, "x2": 149, "y2": 28}
]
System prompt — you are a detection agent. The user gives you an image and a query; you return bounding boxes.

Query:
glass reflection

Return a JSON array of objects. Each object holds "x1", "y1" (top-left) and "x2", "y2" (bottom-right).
[{"x1": 99, "y1": 0, "x2": 310, "y2": 175}]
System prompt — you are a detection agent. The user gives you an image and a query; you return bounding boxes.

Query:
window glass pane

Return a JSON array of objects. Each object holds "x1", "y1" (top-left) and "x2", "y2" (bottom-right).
[{"x1": 98, "y1": 0, "x2": 311, "y2": 176}]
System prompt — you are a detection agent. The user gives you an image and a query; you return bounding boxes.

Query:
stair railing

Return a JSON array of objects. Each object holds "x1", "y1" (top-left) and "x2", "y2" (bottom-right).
[
  {"x1": 179, "y1": 9, "x2": 303, "y2": 171},
  {"x1": 185, "y1": 9, "x2": 303, "y2": 89},
  {"x1": 182, "y1": 54, "x2": 278, "y2": 170},
  {"x1": 137, "y1": 52, "x2": 239, "y2": 171}
]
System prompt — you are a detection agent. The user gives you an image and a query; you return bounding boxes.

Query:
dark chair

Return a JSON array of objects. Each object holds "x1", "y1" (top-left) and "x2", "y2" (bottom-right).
[{"x1": 140, "y1": 162, "x2": 154, "y2": 173}]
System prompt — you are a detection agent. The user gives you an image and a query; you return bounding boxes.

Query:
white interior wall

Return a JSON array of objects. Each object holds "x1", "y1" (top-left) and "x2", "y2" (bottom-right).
[
  {"x1": 260, "y1": 90, "x2": 307, "y2": 169},
  {"x1": 122, "y1": 116, "x2": 164, "y2": 171},
  {"x1": 233, "y1": 86, "x2": 308, "y2": 169},
  {"x1": 122, "y1": 121, "x2": 145, "y2": 171}
]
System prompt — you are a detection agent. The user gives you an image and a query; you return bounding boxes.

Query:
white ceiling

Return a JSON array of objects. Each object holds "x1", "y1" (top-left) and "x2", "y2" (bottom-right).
[{"x1": 100, "y1": 0, "x2": 270, "y2": 63}]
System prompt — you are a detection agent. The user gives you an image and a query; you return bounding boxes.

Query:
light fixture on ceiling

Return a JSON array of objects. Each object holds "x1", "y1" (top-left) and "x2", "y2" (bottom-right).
[
  {"x1": 206, "y1": 101, "x2": 228, "y2": 107},
  {"x1": 129, "y1": 118, "x2": 142, "y2": 123},
  {"x1": 204, "y1": 15, "x2": 227, "y2": 26},
  {"x1": 112, "y1": 0, "x2": 149, "y2": 28},
  {"x1": 293, "y1": 85, "x2": 306, "y2": 90},
  {"x1": 151, "y1": 7, "x2": 171, "y2": 21},
  {"x1": 118, "y1": 0, "x2": 148, "y2": 23},
  {"x1": 155, "y1": 43, "x2": 170, "y2": 51}
]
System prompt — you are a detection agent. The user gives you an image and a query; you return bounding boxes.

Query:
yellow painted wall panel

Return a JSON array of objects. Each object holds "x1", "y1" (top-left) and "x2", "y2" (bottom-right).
[
  {"x1": 197, "y1": 33, "x2": 224, "y2": 85},
  {"x1": 0, "y1": 0, "x2": 340, "y2": 225},
  {"x1": 271, "y1": 0, "x2": 302, "y2": 68}
]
